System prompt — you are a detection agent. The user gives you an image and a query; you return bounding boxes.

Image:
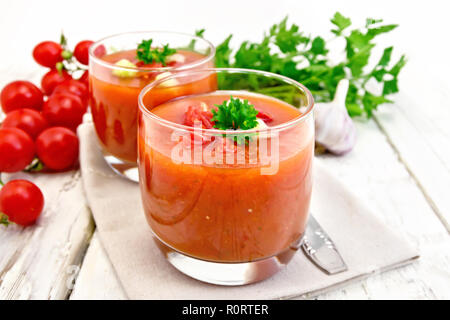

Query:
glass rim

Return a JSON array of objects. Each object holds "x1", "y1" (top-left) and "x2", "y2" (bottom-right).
[
  {"x1": 138, "y1": 67, "x2": 315, "y2": 134},
  {"x1": 88, "y1": 30, "x2": 216, "y2": 73}
]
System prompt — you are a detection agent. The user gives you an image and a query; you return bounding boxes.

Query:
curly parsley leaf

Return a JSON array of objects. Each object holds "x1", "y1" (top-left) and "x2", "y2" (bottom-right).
[
  {"x1": 331, "y1": 12, "x2": 352, "y2": 35},
  {"x1": 212, "y1": 96, "x2": 259, "y2": 130},
  {"x1": 136, "y1": 39, "x2": 176, "y2": 66},
  {"x1": 272, "y1": 17, "x2": 309, "y2": 53}
]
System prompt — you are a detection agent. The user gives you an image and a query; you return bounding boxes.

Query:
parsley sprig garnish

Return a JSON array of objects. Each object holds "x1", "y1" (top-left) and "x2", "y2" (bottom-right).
[
  {"x1": 136, "y1": 39, "x2": 176, "y2": 66},
  {"x1": 211, "y1": 96, "x2": 259, "y2": 145},
  {"x1": 206, "y1": 12, "x2": 406, "y2": 118},
  {"x1": 212, "y1": 96, "x2": 258, "y2": 130}
]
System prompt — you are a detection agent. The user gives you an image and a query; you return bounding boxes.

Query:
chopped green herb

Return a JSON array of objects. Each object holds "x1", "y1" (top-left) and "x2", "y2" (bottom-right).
[
  {"x1": 136, "y1": 39, "x2": 176, "y2": 66},
  {"x1": 212, "y1": 96, "x2": 258, "y2": 130}
]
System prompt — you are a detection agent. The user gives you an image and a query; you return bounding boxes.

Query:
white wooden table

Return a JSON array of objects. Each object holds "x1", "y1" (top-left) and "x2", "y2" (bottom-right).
[{"x1": 1, "y1": 0, "x2": 449, "y2": 300}]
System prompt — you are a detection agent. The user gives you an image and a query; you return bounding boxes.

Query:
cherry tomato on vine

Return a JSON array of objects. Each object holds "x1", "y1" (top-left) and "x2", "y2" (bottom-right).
[
  {"x1": 42, "y1": 93, "x2": 86, "y2": 131},
  {"x1": 0, "y1": 127, "x2": 35, "y2": 172},
  {"x1": 1, "y1": 81, "x2": 44, "y2": 113},
  {"x1": 93, "y1": 44, "x2": 106, "y2": 58},
  {"x1": 41, "y1": 69, "x2": 72, "y2": 95},
  {"x1": 0, "y1": 179, "x2": 44, "y2": 226},
  {"x1": 32, "y1": 41, "x2": 63, "y2": 68},
  {"x1": 36, "y1": 127, "x2": 79, "y2": 171},
  {"x1": 52, "y1": 79, "x2": 88, "y2": 106},
  {"x1": 2, "y1": 108, "x2": 49, "y2": 140},
  {"x1": 73, "y1": 40, "x2": 93, "y2": 65}
]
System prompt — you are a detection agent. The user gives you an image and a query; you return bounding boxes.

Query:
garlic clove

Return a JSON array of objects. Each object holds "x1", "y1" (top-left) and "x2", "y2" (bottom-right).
[{"x1": 314, "y1": 79, "x2": 357, "y2": 155}]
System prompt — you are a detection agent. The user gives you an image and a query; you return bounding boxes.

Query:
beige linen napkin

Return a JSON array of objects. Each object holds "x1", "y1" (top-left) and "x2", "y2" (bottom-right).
[{"x1": 78, "y1": 122, "x2": 419, "y2": 299}]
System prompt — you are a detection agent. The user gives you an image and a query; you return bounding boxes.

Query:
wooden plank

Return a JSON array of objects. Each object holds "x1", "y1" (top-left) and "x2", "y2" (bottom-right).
[
  {"x1": 70, "y1": 232, "x2": 127, "y2": 300},
  {"x1": 310, "y1": 120, "x2": 450, "y2": 299},
  {"x1": 0, "y1": 170, "x2": 94, "y2": 299},
  {"x1": 70, "y1": 120, "x2": 450, "y2": 299},
  {"x1": 373, "y1": 76, "x2": 450, "y2": 230},
  {"x1": 0, "y1": 8, "x2": 96, "y2": 299}
]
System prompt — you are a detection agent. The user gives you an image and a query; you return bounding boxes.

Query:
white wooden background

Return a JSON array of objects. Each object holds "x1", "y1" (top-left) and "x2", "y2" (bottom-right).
[{"x1": 0, "y1": 0, "x2": 449, "y2": 300}]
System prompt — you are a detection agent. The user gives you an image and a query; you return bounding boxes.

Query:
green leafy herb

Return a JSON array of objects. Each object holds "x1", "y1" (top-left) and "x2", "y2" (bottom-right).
[
  {"x1": 212, "y1": 96, "x2": 259, "y2": 130},
  {"x1": 187, "y1": 29, "x2": 206, "y2": 50},
  {"x1": 331, "y1": 12, "x2": 352, "y2": 35},
  {"x1": 208, "y1": 12, "x2": 406, "y2": 118},
  {"x1": 136, "y1": 39, "x2": 176, "y2": 66}
]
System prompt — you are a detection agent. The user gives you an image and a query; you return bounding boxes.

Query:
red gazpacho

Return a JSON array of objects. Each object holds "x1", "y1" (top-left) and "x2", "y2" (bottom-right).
[
  {"x1": 138, "y1": 91, "x2": 314, "y2": 263},
  {"x1": 89, "y1": 40, "x2": 215, "y2": 163}
]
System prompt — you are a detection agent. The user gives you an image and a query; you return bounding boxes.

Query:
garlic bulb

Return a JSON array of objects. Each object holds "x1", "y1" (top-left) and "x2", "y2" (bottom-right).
[{"x1": 314, "y1": 79, "x2": 356, "y2": 155}]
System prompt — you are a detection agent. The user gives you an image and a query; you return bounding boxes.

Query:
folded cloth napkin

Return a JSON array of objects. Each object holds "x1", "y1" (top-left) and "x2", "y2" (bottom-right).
[{"x1": 78, "y1": 122, "x2": 419, "y2": 299}]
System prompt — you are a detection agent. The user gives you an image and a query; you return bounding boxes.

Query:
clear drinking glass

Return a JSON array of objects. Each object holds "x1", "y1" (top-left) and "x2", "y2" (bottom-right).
[
  {"x1": 88, "y1": 31, "x2": 215, "y2": 181},
  {"x1": 138, "y1": 68, "x2": 314, "y2": 285}
]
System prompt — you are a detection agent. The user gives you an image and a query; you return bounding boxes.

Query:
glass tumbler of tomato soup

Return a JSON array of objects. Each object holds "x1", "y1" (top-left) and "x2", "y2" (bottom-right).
[
  {"x1": 138, "y1": 68, "x2": 314, "y2": 285},
  {"x1": 88, "y1": 32, "x2": 216, "y2": 181}
]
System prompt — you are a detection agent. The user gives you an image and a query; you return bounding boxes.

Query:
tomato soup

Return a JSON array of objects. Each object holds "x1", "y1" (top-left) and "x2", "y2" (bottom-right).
[
  {"x1": 89, "y1": 49, "x2": 215, "y2": 163},
  {"x1": 138, "y1": 91, "x2": 314, "y2": 263}
]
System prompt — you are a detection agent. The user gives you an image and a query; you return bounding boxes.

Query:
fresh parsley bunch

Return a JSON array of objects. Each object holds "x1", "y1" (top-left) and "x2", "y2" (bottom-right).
[{"x1": 209, "y1": 12, "x2": 406, "y2": 118}]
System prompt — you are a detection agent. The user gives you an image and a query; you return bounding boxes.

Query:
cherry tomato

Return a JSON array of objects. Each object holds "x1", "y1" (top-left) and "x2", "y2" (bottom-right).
[
  {"x1": 184, "y1": 105, "x2": 214, "y2": 128},
  {"x1": 36, "y1": 127, "x2": 79, "y2": 171},
  {"x1": 1, "y1": 81, "x2": 44, "y2": 113},
  {"x1": 93, "y1": 44, "x2": 106, "y2": 59},
  {"x1": 33, "y1": 41, "x2": 63, "y2": 68},
  {"x1": 42, "y1": 93, "x2": 86, "y2": 131},
  {"x1": 2, "y1": 109, "x2": 49, "y2": 140},
  {"x1": 0, "y1": 127, "x2": 35, "y2": 172},
  {"x1": 0, "y1": 180, "x2": 44, "y2": 226},
  {"x1": 52, "y1": 79, "x2": 88, "y2": 106},
  {"x1": 41, "y1": 69, "x2": 72, "y2": 95},
  {"x1": 256, "y1": 110, "x2": 273, "y2": 123},
  {"x1": 74, "y1": 40, "x2": 94, "y2": 65}
]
